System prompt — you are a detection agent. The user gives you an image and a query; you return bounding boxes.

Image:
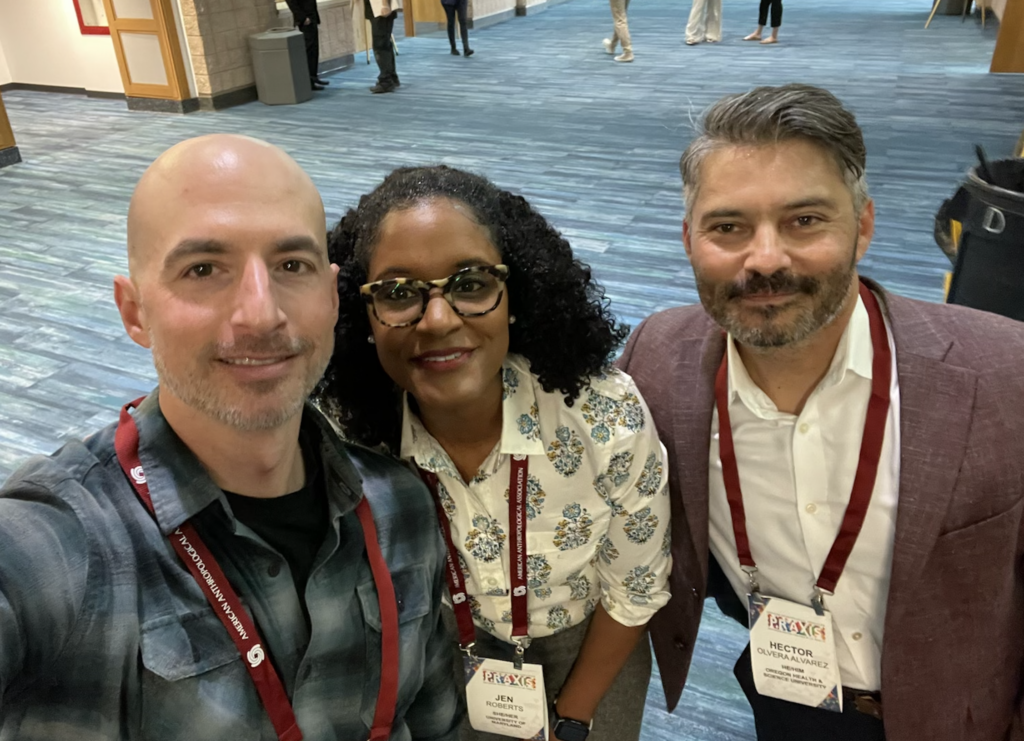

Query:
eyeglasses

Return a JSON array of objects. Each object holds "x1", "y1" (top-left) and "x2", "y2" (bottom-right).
[{"x1": 360, "y1": 264, "x2": 510, "y2": 328}]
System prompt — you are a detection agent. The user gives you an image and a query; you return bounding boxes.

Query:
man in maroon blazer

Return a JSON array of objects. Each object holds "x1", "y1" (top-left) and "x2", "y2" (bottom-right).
[{"x1": 618, "y1": 83, "x2": 1024, "y2": 740}]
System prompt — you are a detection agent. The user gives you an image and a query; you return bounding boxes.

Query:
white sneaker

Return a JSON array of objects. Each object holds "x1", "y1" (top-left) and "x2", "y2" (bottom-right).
[
  {"x1": 602, "y1": 38, "x2": 615, "y2": 54},
  {"x1": 614, "y1": 52, "x2": 634, "y2": 62}
]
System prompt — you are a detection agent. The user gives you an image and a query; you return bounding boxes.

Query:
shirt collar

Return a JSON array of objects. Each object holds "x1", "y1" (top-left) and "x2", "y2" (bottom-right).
[
  {"x1": 133, "y1": 390, "x2": 363, "y2": 535},
  {"x1": 400, "y1": 353, "x2": 546, "y2": 475},
  {"x1": 727, "y1": 293, "x2": 872, "y2": 416}
]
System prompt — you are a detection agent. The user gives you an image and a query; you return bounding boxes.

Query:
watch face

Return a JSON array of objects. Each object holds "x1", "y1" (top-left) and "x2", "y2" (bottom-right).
[{"x1": 553, "y1": 719, "x2": 590, "y2": 741}]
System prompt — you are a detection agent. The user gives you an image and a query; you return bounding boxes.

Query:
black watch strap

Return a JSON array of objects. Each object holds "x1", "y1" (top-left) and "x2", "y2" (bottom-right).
[{"x1": 551, "y1": 707, "x2": 591, "y2": 741}]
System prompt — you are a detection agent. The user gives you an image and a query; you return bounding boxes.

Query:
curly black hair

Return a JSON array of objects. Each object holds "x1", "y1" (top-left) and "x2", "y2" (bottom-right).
[{"x1": 317, "y1": 165, "x2": 629, "y2": 451}]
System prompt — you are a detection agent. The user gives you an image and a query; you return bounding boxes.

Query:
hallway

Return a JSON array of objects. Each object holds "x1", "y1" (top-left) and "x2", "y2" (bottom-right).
[{"x1": 1, "y1": 0, "x2": 1022, "y2": 735}]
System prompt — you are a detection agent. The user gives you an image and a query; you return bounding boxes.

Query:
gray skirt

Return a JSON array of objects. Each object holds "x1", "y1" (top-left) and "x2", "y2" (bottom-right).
[{"x1": 442, "y1": 606, "x2": 652, "y2": 741}]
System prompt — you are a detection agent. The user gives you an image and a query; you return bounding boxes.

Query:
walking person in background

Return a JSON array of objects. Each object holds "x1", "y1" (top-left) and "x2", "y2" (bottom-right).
[
  {"x1": 744, "y1": 0, "x2": 782, "y2": 43},
  {"x1": 285, "y1": 0, "x2": 330, "y2": 90},
  {"x1": 441, "y1": 0, "x2": 474, "y2": 56},
  {"x1": 365, "y1": 0, "x2": 400, "y2": 93},
  {"x1": 685, "y1": 0, "x2": 722, "y2": 45},
  {"x1": 602, "y1": 0, "x2": 634, "y2": 62}
]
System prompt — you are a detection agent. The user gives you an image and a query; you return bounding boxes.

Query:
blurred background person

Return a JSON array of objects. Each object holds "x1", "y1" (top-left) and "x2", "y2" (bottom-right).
[
  {"x1": 602, "y1": 0, "x2": 634, "y2": 62},
  {"x1": 442, "y1": 0, "x2": 474, "y2": 56},
  {"x1": 744, "y1": 0, "x2": 782, "y2": 43},
  {"x1": 685, "y1": 0, "x2": 722, "y2": 45}
]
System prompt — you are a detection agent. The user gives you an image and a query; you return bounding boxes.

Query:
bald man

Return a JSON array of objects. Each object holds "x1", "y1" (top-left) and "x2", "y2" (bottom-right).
[{"x1": 0, "y1": 135, "x2": 461, "y2": 741}]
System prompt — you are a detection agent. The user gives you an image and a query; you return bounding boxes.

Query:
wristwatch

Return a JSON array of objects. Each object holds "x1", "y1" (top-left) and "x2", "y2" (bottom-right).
[{"x1": 551, "y1": 705, "x2": 592, "y2": 741}]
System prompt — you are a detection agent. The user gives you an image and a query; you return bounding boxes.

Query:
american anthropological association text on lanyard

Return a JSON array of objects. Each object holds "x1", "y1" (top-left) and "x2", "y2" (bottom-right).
[
  {"x1": 715, "y1": 281, "x2": 892, "y2": 713},
  {"x1": 420, "y1": 455, "x2": 549, "y2": 740},
  {"x1": 115, "y1": 398, "x2": 400, "y2": 741}
]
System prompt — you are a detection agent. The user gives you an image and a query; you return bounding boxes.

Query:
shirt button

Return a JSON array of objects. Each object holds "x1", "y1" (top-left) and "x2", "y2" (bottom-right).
[
  {"x1": 267, "y1": 562, "x2": 282, "y2": 578},
  {"x1": 486, "y1": 577, "x2": 499, "y2": 587},
  {"x1": 805, "y1": 503, "x2": 818, "y2": 514},
  {"x1": 674, "y1": 637, "x2": 687, "y2": 651},
  {"x1": 852, "y1": 632, "x2": 863, "y2": 641},
  {"x1": 799, "y1": 423, "x2": 810, "y2": 434}
]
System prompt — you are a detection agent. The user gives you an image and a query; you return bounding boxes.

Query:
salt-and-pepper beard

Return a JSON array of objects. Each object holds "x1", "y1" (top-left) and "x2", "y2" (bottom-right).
[
  {"x1": 695, "y1": 242, "x2": 858, "y2": 349},
  {"x1": 151, "y1": 333, "x2": 328, "y2": 431}
]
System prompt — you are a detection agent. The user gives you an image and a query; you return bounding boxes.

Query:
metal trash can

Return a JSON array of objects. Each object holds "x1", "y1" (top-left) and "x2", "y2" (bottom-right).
[{"x1": 249, "y1": 28, "x2": 312, "y2": 105}]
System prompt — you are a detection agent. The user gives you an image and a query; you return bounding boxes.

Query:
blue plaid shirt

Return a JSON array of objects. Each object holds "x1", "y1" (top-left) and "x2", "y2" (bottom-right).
[{"x1": 0, "y1": 391, "x2": 460, "y2": 741}]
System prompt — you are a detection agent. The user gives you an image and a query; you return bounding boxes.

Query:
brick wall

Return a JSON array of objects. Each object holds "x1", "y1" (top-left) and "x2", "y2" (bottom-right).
[{"x1": 180, "y1": 0, "x2": 361, "y2": 99}]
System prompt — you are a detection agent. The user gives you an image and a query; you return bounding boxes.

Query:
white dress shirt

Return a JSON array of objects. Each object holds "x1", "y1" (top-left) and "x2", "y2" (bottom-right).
[
  {"x1": 403, "y1": 354, "x2": 672, "y2": 642},
  {"x1": 708, "y1": 293, "x2": 901, "y2": 691}
]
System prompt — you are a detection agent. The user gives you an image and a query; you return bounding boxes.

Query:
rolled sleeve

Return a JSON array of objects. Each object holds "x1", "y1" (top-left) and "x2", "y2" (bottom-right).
[{"x1": 596, "y1": 388, "x2": 672, "y2": 627}]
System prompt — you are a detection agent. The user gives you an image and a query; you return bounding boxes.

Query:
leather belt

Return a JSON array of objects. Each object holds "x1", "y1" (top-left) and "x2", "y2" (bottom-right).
[{"x1": 843, "y1": 688, "x2": 883, "y2": 720}]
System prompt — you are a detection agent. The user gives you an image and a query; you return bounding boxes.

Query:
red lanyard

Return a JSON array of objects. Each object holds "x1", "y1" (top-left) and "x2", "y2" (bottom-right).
[
  {"x1": 419, "y1": 455, "x2": 530, "y2": 653},
  {"x1": 715, "y1": 282, "x2": 892, "y2": 609},
  {"x1": 114, "y1": 399, "x2": 399, "y2": 741}
]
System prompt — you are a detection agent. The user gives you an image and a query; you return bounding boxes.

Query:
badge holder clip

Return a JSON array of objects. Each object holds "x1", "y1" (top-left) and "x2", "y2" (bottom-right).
[
  {"x1": 512, "y1": 636, "x2": 531, "y2": 670},
  {"x1": 811, "y1": 587, "x2": 832, "y2": 617},
  {"x1": 743, "y1": 565, "x2": 761, "y2": 595}
]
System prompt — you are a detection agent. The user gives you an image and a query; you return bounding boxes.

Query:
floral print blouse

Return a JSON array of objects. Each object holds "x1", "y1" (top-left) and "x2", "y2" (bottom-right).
[{"x1": 401, "y1": 353, "x2": 672, "y2": 641}]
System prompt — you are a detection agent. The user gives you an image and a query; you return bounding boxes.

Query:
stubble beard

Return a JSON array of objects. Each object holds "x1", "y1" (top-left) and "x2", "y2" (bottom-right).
[
  {"x1": 151, "y1": 333, "x2": 330, "y2": 431},
  {"x1": 696, "y1": 246, "x2": 858, "y2": 350}
]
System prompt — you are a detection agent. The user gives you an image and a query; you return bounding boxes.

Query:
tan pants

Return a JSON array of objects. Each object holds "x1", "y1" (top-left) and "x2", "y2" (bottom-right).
[
  {"x1": 685, "y1": 0, "x2": 722, "y2": 42},
  {"x1": 609, "y1": 0, "x2": 632, "y2": 54}
]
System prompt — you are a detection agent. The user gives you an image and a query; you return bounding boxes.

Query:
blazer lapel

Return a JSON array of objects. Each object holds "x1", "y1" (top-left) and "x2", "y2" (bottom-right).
[
  {"x1": 882, "y1": 293, "x2": 977, "y2": 632},
  {"x1": 671, "y1": 328, "x2": 725, "y2": 574}
]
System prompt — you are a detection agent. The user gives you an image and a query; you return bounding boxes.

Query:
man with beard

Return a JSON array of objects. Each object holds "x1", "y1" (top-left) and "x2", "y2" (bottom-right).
[
  {"x1": 0, "y1": 135, "x2": 460, "y2": 741},
  {"x1": 617, "y1": 84, "x2": 1024, "y2": 741}
]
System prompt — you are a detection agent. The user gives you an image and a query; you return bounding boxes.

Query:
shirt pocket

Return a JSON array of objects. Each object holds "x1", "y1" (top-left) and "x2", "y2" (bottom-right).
[
  {"x1": 357, "y1": 564, "x2": 434, "y2": 727},
  {"x1": 140, "y1": 610, "x2": 263, "y2": 739}
]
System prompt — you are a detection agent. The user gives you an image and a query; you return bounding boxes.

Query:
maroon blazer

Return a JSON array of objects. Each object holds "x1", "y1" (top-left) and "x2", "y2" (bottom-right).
[{"x1": 617, "y1": 285, "x2": 1024, "y2": 740}]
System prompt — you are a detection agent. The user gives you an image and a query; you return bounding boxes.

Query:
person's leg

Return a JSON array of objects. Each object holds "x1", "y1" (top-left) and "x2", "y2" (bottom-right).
[
  {"x1": 443, "y1": 4, "x2": 458, "y2": 51},
  {"x1": 705, "y1": 0, "x2": 722, "y2": 41},
  {"x1": 458, "y1": 0, "x2": 472, "y2": 54},
  {"x1": 383, "y1": 12, "x2": 398, "y2": 84},
  {"x1": 768, "y1": 0, "x2": 782, "y2": 39},
  {"x1": 300, "y1": 23, "x2": 319, "y2": 84},
  {"x1": 685, "y1": 0, "x2": 708, "y2": 44},
  {"x1": 745, "y1": 0, "x2": 769, "y2": 38},
  {"x1": 606, "y1": 0, "x2": 619, "y2": 51},
  {"x1": 370, "y1": 12, "x2": 398, "y2": 89},
  {"x1": 609, "y1": 0, "x2": 633, "y2": 60}
]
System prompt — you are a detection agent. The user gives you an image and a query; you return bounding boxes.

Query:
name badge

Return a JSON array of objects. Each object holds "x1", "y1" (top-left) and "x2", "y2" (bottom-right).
[
  {"x1": 464, "y1": 656, "x2": 548, "y2": 739},
  {"x1": 748, "y1": 594, "x2": 843, "y2": 712}
]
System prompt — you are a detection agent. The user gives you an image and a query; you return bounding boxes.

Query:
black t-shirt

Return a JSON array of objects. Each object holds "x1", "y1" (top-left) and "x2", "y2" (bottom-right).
[{"x1": 224, "y1": 436, "x2": 330, "y2": 611}]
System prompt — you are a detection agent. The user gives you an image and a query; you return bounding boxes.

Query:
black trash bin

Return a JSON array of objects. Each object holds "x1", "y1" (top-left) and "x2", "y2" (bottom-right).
[{"x1": 945, "y1": 158, "x2": 1024, "y2": 322}]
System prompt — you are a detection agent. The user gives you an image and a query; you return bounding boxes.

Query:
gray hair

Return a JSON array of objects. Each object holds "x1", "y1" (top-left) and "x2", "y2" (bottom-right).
[{"x1": 680, "y1": 84, "x2": 869, "y2": 216}]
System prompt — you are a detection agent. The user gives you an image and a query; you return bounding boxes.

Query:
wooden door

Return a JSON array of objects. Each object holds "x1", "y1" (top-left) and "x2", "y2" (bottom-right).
[
  {"x1": 100, "y1": 0, "x2": 191, "y2": 99},
  {"x1": 0, "y1": 91, "x2": 16, "y2": 152}
]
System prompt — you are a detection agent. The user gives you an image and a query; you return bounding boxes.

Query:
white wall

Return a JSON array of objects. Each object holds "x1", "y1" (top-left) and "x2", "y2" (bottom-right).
[
  {"x1": 0, "y1": 0, "x2": 123, "y2": 93},
  {"x1": 0, "y1": 42, "x2": 11, "y2": 86}
]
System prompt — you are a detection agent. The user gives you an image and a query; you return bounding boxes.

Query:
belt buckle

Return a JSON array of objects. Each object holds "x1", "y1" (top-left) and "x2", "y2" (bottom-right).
[{"x1": 852, "y1": 692, "x2": 883, "y2": 720}]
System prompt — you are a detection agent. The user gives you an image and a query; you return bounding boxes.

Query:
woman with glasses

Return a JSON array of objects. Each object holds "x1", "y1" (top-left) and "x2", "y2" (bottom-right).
[{"x1": 319, "y1": 165, "x2": 670, "y2": 741}]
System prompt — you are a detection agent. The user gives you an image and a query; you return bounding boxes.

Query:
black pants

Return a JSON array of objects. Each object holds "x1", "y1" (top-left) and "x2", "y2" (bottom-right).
[
  {"x1": 442, "y1": 0, "x2": 469, "y2": 51},
  {"x1": 708, "y1": 555, "x2": 886, "y2": 740},
  {"x1": 298, "y1": 21, "x2": 319, "y2": 82},
  {"x1": 734, "y1": 645, "x2": 886, "y2": 740},
  {"x1": 758, "y1": 0, "x2": 782, "y2": 27},
  {"x1": 365, "y1": 1, "x2": 399, "y2": 87}
]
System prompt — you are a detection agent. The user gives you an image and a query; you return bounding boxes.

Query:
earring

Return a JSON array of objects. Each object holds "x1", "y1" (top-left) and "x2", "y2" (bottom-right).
[
  {"x1": 509, "y1": 315, "x2": 517, "y2": 325},
  {"x1": 367, "y1": 335, "x2": 376, "y2": 344}
]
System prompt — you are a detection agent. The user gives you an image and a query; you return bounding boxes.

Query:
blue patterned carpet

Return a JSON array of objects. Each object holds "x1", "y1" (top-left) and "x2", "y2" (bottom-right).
[{"x1": 1, "y1": 0, "x2": 1022, "y2": 736}]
